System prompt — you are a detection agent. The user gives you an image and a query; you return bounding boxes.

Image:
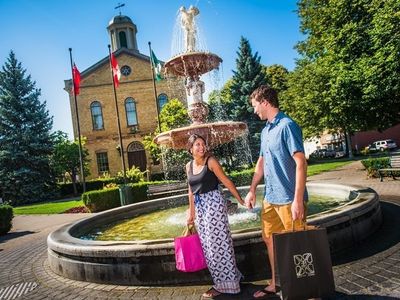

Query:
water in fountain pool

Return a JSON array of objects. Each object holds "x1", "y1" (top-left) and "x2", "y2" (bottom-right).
[{"x1": 80, "y1": 192, "x2": 347, "y2": 241}]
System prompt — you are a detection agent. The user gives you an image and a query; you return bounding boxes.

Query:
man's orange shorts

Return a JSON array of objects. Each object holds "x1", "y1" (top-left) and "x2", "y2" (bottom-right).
[{"x1": 261, "y1": 200, "x2": 306, "y2": 239}]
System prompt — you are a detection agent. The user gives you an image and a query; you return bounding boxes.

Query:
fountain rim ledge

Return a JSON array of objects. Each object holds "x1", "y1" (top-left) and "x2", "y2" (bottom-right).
[{"x1": 47, "y1": 182, "x2": 379, "y2": 257}]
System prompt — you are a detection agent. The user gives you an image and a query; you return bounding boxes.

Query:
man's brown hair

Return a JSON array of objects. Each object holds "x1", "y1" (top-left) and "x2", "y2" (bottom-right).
[{"x1": 250, "y1": 85, "x2": 279, "y2": 108}]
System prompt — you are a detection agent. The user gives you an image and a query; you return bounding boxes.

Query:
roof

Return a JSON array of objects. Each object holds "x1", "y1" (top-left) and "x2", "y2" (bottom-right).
[
  {"x1": 108, "y1": 15, "x2": 134, "y2": 26},
  {"x1": 65, "y1": 47, "x2": 160, "y2": 85}
]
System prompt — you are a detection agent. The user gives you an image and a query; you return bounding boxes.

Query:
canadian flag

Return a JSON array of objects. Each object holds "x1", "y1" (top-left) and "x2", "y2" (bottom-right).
[
  {"x1": 72, "y1": 64, "x2": 81, "y2": 95},
  {"x1": 110, "y1": 52, "x2": 121, "y2": 87}
]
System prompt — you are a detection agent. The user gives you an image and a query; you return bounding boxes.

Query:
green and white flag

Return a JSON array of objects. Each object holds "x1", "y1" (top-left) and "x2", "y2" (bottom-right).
[{"x1": 150, "y1": 50, "x2": 163, "y2": 81}]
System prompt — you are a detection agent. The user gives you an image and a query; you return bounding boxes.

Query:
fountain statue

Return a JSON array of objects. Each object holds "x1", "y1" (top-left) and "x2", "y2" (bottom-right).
[
  {"x1": 154, "y1": 5, "x2": 248, "y2": 149},
  {"x1": 180, "y1": 5, "x2": 199, "y2": 53}
]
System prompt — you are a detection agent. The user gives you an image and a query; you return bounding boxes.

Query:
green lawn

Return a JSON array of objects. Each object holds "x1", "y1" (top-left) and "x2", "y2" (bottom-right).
[
  {"x1": 13, "y1": 199, "x2": 84, "y2": 215},
  {"x1": 307, "y1": 160, "x2": 352, "y2": 176},
  {"x1": 12, "y1": 160, "x2": 353, "y2": 215}
]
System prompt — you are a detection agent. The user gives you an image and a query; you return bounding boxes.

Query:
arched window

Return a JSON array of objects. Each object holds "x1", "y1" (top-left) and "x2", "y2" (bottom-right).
[
  {"x1": 157, "y1": 93, "x2": 168, "y2": 112},
  {"x1": 125, "y1": 97, "x2": 138, "y2": 126},
  {"x1": 119, "y1": 31, "x2": 127, "y2": 48},
  {"x1": 127, "y1": 141, "x2": 145, "y2": 152},
  {"x1": 90, "y1": 101, "x2": 104, "y2": 130}
]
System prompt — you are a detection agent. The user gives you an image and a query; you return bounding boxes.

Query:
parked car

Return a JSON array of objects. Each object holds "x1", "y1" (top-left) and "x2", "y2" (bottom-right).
[
  {"x1": 310, "y1": 149, "x2": 336, "y2": 159},
  {"x1": 368, "y1": 139, "x2": 397, "y2": 152}
]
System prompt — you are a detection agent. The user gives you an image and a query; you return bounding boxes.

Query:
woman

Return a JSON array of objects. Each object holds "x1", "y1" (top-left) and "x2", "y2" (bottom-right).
[{"x1": 186, "y1": 134, "x2": 245, "y2": 298}]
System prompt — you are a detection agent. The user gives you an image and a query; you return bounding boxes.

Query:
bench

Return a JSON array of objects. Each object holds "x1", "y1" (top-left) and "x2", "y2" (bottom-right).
[
  {"x1": 147, "y1": 181, "x2": 188, "y2": 199},
  {"x1": 378, "y1": 155, "x2": 400, "y2": 182}
]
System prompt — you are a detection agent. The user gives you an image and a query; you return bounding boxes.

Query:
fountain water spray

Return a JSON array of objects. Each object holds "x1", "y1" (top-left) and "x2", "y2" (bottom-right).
[{"x1": 154, "y1": 5, "x2": 248, "y2": 150}]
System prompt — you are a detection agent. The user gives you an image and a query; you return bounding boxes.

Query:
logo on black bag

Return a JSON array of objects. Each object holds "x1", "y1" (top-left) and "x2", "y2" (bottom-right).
[{"x1": 293, "y1": 253, "x2": 315, "y2": 278}]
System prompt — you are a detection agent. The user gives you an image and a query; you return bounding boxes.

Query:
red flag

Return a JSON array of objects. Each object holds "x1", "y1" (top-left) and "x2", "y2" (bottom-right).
[
  {"x1": 110, "y1": 53, "x2": 121, "y2": 88},
  {"x1": 72, "y1": 64, "x2": 81, "y2": 95}
]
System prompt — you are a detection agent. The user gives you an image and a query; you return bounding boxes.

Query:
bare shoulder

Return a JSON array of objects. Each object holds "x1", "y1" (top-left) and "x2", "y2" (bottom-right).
[
  {"x1": 207, "y1": 156, "x2": 220, "y2": 170},
  {"x1": 185, "y1": 161, "x2": 191, "y2": 172}
]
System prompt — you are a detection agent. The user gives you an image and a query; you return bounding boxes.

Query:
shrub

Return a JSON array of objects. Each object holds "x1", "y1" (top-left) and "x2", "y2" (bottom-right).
[
  {"x1": 82, "y1": 188, "x2": 120, "y2": 212},
  {"x1": 361, "y1": 157, "x2": 390, "y2": 177},
  {"x1": 229, "y1": 169, "x2": 260, "y2": 187},
  {"x1": 81, "y1": 181, "x2": 181, "y2": 212},
  {"x1": 116, "y1": 167, "x2": 147, "y2": 184},
  {"x1": 58, "y1": 178, "x2": 116, "y2": 197},
  {"x1": 127, "y1": 182, "x2": 150, "y2": 204},
  {"x1": 0, "y1": 204, "x2": 14, "y2": 235},
  {"x1": 150, "y1": 173, "x2": 165, "y2": 181},
  {"x1": 103, "y1": 182, "x2": 118, "y2": 190}
]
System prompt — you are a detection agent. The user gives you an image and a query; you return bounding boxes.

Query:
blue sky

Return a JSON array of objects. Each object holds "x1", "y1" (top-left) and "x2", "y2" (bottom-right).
[{"x1": 0, "y1": 0, "x2": 302, "y2": 138}]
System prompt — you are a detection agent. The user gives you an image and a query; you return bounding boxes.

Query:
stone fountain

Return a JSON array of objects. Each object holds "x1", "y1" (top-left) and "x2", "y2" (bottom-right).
[{"x1": 153, "y1": 5, "x2": 247, "y2": 149}]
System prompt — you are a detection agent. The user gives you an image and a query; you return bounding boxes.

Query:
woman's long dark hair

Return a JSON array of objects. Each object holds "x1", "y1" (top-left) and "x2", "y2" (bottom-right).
[{"x1": 187, "y1": 134, "x2": 207, "y2": 155}]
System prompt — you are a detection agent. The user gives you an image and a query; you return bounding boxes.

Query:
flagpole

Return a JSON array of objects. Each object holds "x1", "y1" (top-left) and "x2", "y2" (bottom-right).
[
  {"x1": 148, "y1": 42, "x2": 162, "y2": 133},
  {"x1": 108, "y1": 45, "x2": 127, "y2": 185},
  {"x1": 68, "y1": 48, "x2": 86, "y2": 194}
]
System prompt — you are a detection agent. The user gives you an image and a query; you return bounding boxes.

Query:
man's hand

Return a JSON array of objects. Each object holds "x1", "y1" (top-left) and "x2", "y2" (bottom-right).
[
  {"x1": 291, "y1": 200, "x2": 304, "y2": 221},
  {"x1": 245, "y1": 190, "x2": 256, "y2": 210}
]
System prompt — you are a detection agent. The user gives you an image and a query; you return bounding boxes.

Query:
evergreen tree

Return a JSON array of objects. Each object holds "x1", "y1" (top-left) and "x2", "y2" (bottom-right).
[
  {"x1": 0, "y1": 51, "x2": 55, "y2": 205},
  {"x1": 229, "y1": 37, "x2": 267, "y2": 159}
]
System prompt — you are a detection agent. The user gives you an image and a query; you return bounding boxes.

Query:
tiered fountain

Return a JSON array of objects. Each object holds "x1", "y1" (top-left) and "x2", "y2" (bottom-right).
[{"x1": 153, "y1": 5, "x2": 247, "y2": 149}]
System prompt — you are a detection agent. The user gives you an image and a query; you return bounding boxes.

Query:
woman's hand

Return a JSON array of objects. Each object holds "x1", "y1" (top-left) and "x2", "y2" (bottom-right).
[{"x1": 237, "y1": 197, "x2": 245, "y2": 206}]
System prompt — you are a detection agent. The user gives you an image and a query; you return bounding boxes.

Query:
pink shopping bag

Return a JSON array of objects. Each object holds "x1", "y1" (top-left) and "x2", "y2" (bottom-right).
[{"x1": 174, "y1": 225, "x2": 207, "y2": 272}]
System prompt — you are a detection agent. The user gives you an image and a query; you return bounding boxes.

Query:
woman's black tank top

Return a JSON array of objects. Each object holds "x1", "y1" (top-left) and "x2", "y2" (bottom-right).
[{"x1": 188, "y1": 157, "x2": 219, "y2": 194}]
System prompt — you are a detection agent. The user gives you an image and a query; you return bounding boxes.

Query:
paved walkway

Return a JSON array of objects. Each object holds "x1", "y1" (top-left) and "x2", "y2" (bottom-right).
[{"x1": 0, "y1": 160, "x2": 400, "y2": 299}]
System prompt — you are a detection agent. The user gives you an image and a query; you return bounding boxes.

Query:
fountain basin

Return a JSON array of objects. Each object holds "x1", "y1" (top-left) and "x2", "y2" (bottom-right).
[
  {"x1": 164, "y1": 52, "x2": 222, "y2": 77},
  {"x1": 47, "y1": 183, "x2": 382, "y2": 286},
  {"x1": 153, "y1": 121, "x2": 248, "y2": 149}
]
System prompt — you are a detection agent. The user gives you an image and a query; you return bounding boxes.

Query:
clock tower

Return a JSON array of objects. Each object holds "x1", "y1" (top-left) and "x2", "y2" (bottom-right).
[{"x1": 107, "y1": 15, "x2": 139, "y2": 52}]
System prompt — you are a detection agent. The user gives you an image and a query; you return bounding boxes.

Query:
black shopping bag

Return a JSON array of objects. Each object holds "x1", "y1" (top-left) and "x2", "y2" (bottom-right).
[{"x1": 273, "y1": 227, "x2": 335, "y2": 300}]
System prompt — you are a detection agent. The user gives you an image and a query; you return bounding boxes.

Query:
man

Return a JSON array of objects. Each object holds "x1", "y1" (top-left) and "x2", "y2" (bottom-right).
[{"x1": 245, "y1": 85, "x2": 308, "y2": 299}]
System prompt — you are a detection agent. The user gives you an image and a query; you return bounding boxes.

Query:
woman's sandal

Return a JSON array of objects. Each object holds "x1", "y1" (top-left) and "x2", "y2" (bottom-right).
[
  {"x1": 253, "y1": 286, "x2": 278, "y2": 299},
  {"x1": 202, "y1": 287, "x2": 221, "y2": 299}
]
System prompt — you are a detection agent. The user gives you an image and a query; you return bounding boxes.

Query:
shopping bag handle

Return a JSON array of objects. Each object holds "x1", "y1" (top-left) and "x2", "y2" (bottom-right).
[
  {"x1": 290, "y1": 218, "x2": 317, "y2": 232},
  {"x1": 182, "y1": 224, "x2": 197, "y2": 236}
]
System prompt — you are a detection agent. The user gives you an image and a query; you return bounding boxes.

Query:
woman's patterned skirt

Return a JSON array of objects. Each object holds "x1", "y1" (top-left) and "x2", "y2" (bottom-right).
[{"x1": 194, "y1": 189, "x2": 242, "y2": 294}]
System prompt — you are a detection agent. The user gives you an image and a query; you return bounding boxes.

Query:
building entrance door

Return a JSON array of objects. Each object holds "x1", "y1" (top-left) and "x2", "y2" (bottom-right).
[{"x1": 127, "y1": 141, "x2": 146, "y2": 171}]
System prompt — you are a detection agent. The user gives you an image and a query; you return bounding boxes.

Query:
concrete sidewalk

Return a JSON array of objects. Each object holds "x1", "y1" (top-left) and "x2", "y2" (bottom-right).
[{"x1": 1, "y1": 160, "x2": 400, "y2": 299}]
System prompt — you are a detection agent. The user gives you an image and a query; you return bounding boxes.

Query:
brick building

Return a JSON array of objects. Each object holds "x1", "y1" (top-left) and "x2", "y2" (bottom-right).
[{"x1": 64, "y1": 15, "x2": 186, "y2": 179}]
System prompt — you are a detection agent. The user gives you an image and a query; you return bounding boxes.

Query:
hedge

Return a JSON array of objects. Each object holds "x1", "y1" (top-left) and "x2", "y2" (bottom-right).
[
  {"x1": 58, "y1": 178, "x2": 117, "y2": 196},
  {"x1": 361, "y1": 157, "x2": 390, "y2": 177},
  {"x1": 81, "y1": 181, "x2": 168, "y2": 213},
  {"x1": 82, "y1": 188, "x2": 120, "y2": 212},
  {"x1": 0, "y1": 204, "x2": 14, "y2": 235},
  {"x1": 229, "y1": 168, "x2": 260, "y2": 187}
]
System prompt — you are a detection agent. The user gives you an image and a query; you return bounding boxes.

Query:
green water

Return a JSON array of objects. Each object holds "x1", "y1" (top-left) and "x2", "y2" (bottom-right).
[{"x1": 80, "y1": 192, "x2": 347, "y2": 241}]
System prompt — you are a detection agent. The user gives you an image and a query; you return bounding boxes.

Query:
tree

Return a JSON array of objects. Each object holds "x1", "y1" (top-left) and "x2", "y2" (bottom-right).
[
  {"x1": 287, "y1": 0, "x2": 400, "y2": 157},
  {"x1": 50, "y1": 131, "x2": 90, "y2": 196},
  {"x1": 263, "y1": 64, "x2": 289, "y2": 95},
  {"x1": 0, "y1": 51, "x2": 55, "y2": 205},
  {"x1": 229, "y1": 36, "x2": 267, "y2": 158},
  {"x1": 207, "y1": 79, "x2": 249, "y2": 172},
  {"x1": 207, "y1": 79, "x2": 234, "y2": 122},
  {"x1": 143, "y1": 99, "x2": 190, "y2": 179}
]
